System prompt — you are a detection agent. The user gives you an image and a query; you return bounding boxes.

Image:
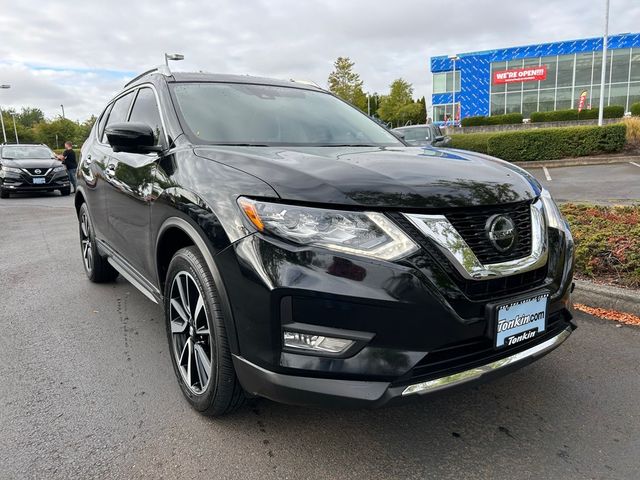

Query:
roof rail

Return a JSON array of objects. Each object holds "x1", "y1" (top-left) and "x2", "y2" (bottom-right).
[{"x1": 124, "y1": 65, "x2": 172, "y2": 88}]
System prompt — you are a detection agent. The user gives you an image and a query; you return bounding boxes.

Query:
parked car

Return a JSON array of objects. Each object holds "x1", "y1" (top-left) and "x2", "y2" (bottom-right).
[
  {"x1": 0, "y1": 144, "x2": 70, "y2": 198},
  {"x1": 77, "y1": 68, "x2": 575, "y2": 416},
  {"x1": 393, "y1": 124, "x2": 451, "y2": 147}
]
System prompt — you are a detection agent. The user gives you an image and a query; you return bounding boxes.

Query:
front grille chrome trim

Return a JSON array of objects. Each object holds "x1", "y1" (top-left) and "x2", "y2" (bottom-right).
[
  {"x1": 403, "y1": 199, "x2": 548, "y2": 280},
  {"x1": 402, "y1": 327, "x2": 571, "y2": 396}
]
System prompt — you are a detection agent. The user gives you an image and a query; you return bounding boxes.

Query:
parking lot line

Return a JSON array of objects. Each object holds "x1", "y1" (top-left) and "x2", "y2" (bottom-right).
[
  {"x1": 629, "y1": 161, "x2": 640, "y2": 168},
  {"x1": 543, "y1": 166, "x2": 552, "y2": 181}
]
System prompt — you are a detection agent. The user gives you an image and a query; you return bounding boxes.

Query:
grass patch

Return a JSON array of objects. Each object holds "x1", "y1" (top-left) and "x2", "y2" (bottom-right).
[{"x1": 561, "y1": 203, "x2": 640, "y2": 288}]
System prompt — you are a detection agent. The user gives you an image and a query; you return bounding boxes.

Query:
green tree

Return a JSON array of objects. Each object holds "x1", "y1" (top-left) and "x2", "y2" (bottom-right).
[
  {"x1": 17, "y1": 107, "x2": 45, "y2": 128},
  {"x1": 377, "y1": 78, "x2": 415, "y2": 126},
  {"x1": 328, "y1": 57, "x2": 368, "y2": 112}
]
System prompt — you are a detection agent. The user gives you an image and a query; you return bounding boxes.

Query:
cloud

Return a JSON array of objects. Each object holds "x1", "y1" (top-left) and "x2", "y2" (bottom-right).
[{"x1": 0, "y1": 0, "x2": 638, "y2": 120}]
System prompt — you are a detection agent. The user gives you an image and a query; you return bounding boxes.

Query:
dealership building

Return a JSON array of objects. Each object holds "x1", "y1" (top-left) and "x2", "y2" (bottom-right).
[{"x1": 430, "y1": 32, "x2": 640, "y2": 122}]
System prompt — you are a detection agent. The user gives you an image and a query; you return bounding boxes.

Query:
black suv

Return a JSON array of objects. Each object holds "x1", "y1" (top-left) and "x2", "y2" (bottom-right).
[
  {"x1": 0, "y1": 144, "x2": 70, "y2": 198},
  {"x1": 77, "y1": 68, "x2": 575, "y2": 416}
]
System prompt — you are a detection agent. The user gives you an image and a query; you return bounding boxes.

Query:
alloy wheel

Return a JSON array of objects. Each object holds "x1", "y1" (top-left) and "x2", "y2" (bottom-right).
[
  {"x1": 80, "y1": 211, "x2": 93, "y2": 273},
  {"x1": 169, "y1": 271, "x2": 213, "y2": 395}
]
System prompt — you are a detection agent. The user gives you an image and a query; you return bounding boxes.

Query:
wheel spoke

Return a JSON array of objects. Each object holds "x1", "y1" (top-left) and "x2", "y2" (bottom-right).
[
  {"x1": 176, "y1": 274, "x2": 190, "y2": 317},
  {"x1": 193, "y1": 294, "x2": 205, "y2": 321},
  {"x1": 194, "y1": 343, "x2": 210, "y2": 388},
  {"x1": 170, "y1": 298, "x2": 189, "y2": 324}
]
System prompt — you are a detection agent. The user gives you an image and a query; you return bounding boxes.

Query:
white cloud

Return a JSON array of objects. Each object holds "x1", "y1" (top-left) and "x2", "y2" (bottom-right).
[{"x1": 0, "y1": 0, "x2": 638, "y2": 120}]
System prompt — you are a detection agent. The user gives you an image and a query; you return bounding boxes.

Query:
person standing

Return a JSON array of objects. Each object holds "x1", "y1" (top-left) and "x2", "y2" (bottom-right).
[{"x1": 58, "y1": 141, "x2": 77, "y2": 193}]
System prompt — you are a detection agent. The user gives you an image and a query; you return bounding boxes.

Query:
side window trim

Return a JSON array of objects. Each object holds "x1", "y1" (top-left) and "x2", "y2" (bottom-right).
[{"x1": 127, "y1": 86, "x2": 169, "y2": 147}]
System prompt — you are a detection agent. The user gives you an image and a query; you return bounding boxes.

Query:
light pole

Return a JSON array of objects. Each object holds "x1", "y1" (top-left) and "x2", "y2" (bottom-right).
[
  {"x1": 10, "y1": 112, "x2": 18, "y2": 144},
  {"x1": 597, "y1": 0, "x2": 610, "y2": 126},
  {"x1": 60, "y1": 104, "x2": 65, "y2": 119},
  {"x1": 164, "y1": 53, "x2": 184, "y2": 66},
  {"x1": 0, "y1": 84, "x2": 10, "y2": 143},
  {"x1": 448, "y1": 55, "x2": 460, "y2": 125}
]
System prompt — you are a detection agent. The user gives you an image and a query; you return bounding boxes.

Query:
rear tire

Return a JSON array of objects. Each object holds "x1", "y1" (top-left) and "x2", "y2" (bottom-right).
[
  {"x1": 164, "y1": 246, "x2": 245, "y2": 416},
  {"x1": 60, "y1": 187, "x2": 71, "y2": 196},
  {"x1": 0, "y1": 189, "x2": 9, "y2": 199},
  {"x1": 78, "y1": 203, "x2": 119, "y2": 283}
]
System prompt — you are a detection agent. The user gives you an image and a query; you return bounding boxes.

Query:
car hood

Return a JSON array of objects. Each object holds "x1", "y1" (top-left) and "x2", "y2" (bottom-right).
[
  {"x1": 193, "y1": 146, "x2": 541, "y2": 209},
  {"x1": 1, "y1": 158, "x2": 60, "y2": 169}
]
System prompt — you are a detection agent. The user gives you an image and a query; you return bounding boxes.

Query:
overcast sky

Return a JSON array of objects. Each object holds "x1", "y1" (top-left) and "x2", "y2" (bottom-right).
[{"x1": 1, "y1": 0, "x2": 638, "y2": 121}]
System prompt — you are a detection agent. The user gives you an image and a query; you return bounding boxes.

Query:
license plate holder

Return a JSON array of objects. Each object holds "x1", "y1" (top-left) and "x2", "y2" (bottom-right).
[
  {"x1": 33, "y1": 177, "x2": 46, "y2": 184},
  {"x1": 494, "y1": 293, "x2": 548, "y2": 349}
]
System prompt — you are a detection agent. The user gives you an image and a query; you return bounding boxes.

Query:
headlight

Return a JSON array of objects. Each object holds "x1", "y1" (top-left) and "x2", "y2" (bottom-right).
[
  {"x1": 1, "y1": 166, "x2": 22, "y2": 174},
  {"x1": 237, "y1": 197, "x2": 418, "y2": 261},
  {"x1": 53, "y1": 165, "x2": 66, "y2": 172},
  {"x1": 540, "y1": 188, "x2": 566, "y2": 230}
]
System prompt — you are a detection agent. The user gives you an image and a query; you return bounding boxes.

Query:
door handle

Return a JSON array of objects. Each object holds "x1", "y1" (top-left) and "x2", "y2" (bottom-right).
[
  {"x1": 85, "y1": 154, "x2": 92, "y2": 165},
  {"x1": 105, "y1": 164, "x2": 116, "y2": 177}
]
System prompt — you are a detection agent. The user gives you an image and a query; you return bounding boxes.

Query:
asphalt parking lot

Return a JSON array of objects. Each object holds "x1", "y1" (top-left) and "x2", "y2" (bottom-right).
[
  {"x1": 526, "y1": 161, "x2": 640, "y2": 205},
  {"x1": 1, "y1": 194, "x2": 639, "y2": 480}
]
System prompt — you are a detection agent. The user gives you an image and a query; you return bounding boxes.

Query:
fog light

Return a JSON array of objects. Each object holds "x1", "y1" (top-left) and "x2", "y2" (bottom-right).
[{"x1": 283, "y1": 331, "x2": 354, "y2": 354}]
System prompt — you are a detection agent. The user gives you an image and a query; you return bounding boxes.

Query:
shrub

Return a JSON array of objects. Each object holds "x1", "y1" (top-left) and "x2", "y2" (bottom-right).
[
  {"x1": 449, "y1": 133, "x2": 494, "y2": 154},
  {"x1": 460, "y1": 113, "x2": 522, "y2": 127},
  {"x1": 486, "y1": 123, "x2": 626, "y2": 161},
  {"x1": 622, "y1": 116, "x2": 640, "y2": 148},
  {"x1": 560, "y1": 204, "x2": 640, "y2": 287},
  {"x1": 631, "y1": 102, "x2": 640, "y2": 116},
  {"x1": 530, "y1": 106, "x2": 625, "y2": 123}
]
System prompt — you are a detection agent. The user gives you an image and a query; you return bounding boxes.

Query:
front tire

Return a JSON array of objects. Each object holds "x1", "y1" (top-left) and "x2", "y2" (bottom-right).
[
  {"x1": 0, "y1": 189, "x2": 9, "y2": 199},
  {"x1": 60, "y1": 187, "x2": 71, "y2": 196},
  {"x1": 78, "y1": 203, "x2": 119, "y2": 283},
  {"x1": 164, "y1": 246, "x2": 245, "y2": 416}
]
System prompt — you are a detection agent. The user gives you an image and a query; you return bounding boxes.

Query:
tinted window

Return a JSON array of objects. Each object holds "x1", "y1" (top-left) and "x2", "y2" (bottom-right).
[
  {"x1": 97, "y1": 103, "x2": 112, "y2": 142},
  {"x1": 103, "y1": 91, "x2": 134, "y2": 142},
  {"x1": 1, "y1": 145, "x2": 54, "y2": 159},
  {"x1": 128, "y1": 88, "x2": 164, "y2": 145},
  {"x1": 172, "y1": 83, "x2": 401, "y2": 147},
  {"x1": 397, "y1": 127, "x2": 431, "y2": 145}
]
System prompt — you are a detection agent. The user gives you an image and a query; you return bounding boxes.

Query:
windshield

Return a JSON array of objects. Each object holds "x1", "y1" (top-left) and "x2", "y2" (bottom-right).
[
  {"x1": 1, "y1": 146, "x2": 54, "y2": 159},
  {"x1": 396, "y1": 127, "x2": 431, "y2": 145},
  {"x1": 171, "y1": 83, "x2": 402, "y2": 147}
]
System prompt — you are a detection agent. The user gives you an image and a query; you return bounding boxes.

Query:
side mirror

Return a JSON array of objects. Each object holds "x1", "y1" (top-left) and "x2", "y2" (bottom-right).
[
  {"x1": 434, "y1": 135, "x2": 445, "y2": 142},
  {"x1": 393, "y1": 131, "x2": 405, "y2": 140},
  {"x1": 105, "y1": 122, "x2": 162, "y2": 154}
]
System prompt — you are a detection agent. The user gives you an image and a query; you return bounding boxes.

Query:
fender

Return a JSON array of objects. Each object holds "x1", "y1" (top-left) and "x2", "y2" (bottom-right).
[{"x1": 156, "y1": 216, "x2": 241, "y2": 355}]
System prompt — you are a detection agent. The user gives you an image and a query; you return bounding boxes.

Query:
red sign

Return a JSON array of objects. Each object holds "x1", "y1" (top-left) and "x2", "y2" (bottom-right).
[
  {"x1": 493, "y1": 65, "x2": 547, "y2": 84},
  {"x1": 577, "y1": 90, "x2": 588, "y2": 113}
]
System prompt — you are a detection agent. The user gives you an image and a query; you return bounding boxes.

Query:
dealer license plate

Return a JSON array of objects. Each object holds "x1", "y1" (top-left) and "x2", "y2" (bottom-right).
[
  {"x1": 33, "y1": 177, "x2": 46, "y2": 184},
  {"x1": 495, "y1": 293, "x2": 548, "y2": 348}
]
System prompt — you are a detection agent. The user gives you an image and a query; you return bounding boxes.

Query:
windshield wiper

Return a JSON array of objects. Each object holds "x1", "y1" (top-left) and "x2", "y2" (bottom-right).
[{"x1": 211, "y1": 143, "x2": 271, "y2": 147}]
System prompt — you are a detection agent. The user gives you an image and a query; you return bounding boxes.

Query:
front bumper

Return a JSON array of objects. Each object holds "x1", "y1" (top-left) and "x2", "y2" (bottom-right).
[
  {"x1": 234, "y1": 325, "x2": 574, "y2": 407},
  {"x1": 0, "y1": 171, "x2": 69, "y2": 192},
  {"x1": 215, "y1": 214, "x2": 575, "y2": 407}
]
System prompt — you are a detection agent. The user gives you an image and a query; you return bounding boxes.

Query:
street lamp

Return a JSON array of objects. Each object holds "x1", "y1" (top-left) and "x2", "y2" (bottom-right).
[
  {"x1": 597, "y1": 0, "x2": 610, "y2": 126},
  {"x1": 60, "y1": 104, "x2": 65, "y2": 119},
  {"x1": 0, "y1": 84, "x2": 10, "y2": 144},
  {"x1": 164, "y1": 53, "x2": 184, "y2": 66},
  {"x1": 10, "y1": 112, "x2": 19, "y2": 144},
  {"x1": 448, "y1": 55, "x2": 460, "y2": 125}
]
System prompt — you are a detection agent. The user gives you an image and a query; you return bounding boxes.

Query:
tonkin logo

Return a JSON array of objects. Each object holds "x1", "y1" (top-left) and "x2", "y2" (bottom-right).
[{"x1": 487, "y1": 214, "x2": 516, "y2": 252}]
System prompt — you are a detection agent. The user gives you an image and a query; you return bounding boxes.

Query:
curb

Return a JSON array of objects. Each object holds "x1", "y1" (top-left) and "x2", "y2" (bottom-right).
[
  {"x1": 572, "y1": 279, "x2": 640, "y2": 316},
  {"x1": 515, "y1": 155, "x2": 640, "y2": 169}
]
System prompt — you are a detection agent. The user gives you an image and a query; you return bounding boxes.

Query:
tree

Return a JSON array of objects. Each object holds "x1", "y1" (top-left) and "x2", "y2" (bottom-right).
[
  {"x1": 377, "y1": 78, "x2": 415, "y2": 126},
  {"x1": 17, "y1": 107, "x2": 45, "y2": 128},
  {"x1": 328, "y1": 57, "x2": 368, "y2": 112}
]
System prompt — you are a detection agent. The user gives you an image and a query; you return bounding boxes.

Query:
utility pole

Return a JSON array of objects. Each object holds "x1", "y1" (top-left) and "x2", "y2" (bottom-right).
[
  {"x1": 597, "y1": 0, "x2": 610, "y2": 126},
  {"x1": 448, "y1": 55, "x2": 460, "y2": 125},
  {"x1": 10, "y1": 113, "x2": 18, "y2": 144},
  {"x1": 60, "y1": 104, "x2": 65, "y2": 119},
  {"x1": 0, "y1": 84, "x2": 10, "y2": 143}
]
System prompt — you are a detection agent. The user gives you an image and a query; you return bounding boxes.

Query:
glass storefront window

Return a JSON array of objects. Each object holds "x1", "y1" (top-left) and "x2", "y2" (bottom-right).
[
  {"x1": 574, "y1": 52, "x2": 593, "y2": 86},
  {"x1": 506, "y1": 92, "x2": 522, "y2": 113},
  {"x1": 539, "y1": 56, "x2": 557, "y2": 89},
  {"x1": 506, "y1": 59, "x2": 523, "y2": 92},
  {"x1": 522, "y1": 91, "x2": 538, "y2": 117},
  {"x1": 433, "y1": 103, "x2": 460, "y2": 122},
  {"x1": 609, "y1": 83, "x2": 628, "y2": 108},
  {"x1": 611, "y1": 48, "x2": 631, "y2": 84},
  {"x1": 573, "y1": 86, "x2": 592, "y2": 109},
  {"x1": 491, "y1": 61, "x2": 506, "y2": 94},
  {"x1": 490, "y1": 93, "x2": 506, "y2": 115},
  {"x1": 538, "y1": 89, "x2": 555, "y2": 112},
  {"x1": 556, "y1": 55, "x2": 574, "y2": 87},
  {"x1": 523, "y1": 57, "x2": 540, "y2": 91},
  {"x1": 631, "y1": 49, "x2": 640, "y2": 82},
  {"x1": 555, "y1": 87, "x2": 573, "y2": 109},
  {"x1": 433, "y1": 73, "x2": 447, "y2": 94},
  {"x1": 629, "y1": 82, "x2": 640, "y2": 107}
]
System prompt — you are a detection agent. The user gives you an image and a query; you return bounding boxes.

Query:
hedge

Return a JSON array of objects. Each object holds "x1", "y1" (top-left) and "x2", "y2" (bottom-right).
[
  {"x1": 461, "y1": 113, "x2": 523, "y2": 127},
  {"x1": 530, "y1": 105, "x2": 625, "y2": 123},
  {"x1": 631, "y1": 102, "x2": 640, "y2": 116},
  {"x1": 449, "y1": 132, "x2": 493, "y2": 154},
  {"x1": 449, "y1": 123, "x2": 626, "y2": 161}
]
